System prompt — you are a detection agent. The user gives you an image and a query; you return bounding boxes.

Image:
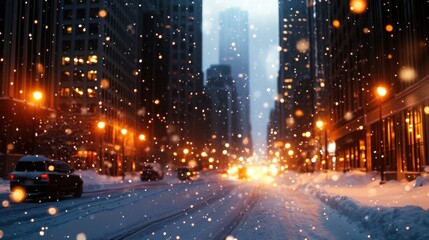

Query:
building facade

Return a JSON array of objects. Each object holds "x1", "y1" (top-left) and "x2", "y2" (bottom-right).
[
  {"x1": 0, "y1": 0, "x2": 58, "y2": 155},
  {"x1": 327, "y1": 0, "x2": 429, "y2": 180},
  {"x1": 55, "y1": 0, "x2": 139, "y2": 174},
  {"x1": 269, "y1": 0, "x2": 312, "y2": 170},
  {"x1": 151, "y1": 0, "x2": 205, "y2": 167}
]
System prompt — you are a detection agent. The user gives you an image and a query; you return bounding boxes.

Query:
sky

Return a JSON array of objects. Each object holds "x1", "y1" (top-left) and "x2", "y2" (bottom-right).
[
  {"x1": 202, "y1": 0, "x2": 279, "y2": 156},
  {"x1": 1, "y1": 169, "x2": 429, "y2": 239}
]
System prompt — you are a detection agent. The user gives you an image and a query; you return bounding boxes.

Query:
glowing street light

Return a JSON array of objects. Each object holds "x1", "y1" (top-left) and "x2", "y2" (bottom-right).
[
  {"x1": 316, "y1": 120, "x2": 329, "y2": 170},
  {"x1": 376, "y1": 86, "x2": 387, "y2": 184},
  {"x1": 121, "y1": 128, "x2": 127, "y2": 180},
  {"x1": 97, "y1": 121, "x2": 106, "y2": 173},
  {"x1": 31, "y1": 91, "x2": 43, "y2": 155}
]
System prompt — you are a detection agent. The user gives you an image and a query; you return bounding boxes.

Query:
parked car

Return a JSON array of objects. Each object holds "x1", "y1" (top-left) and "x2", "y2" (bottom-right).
[
  {"x1": 177, "y1": 166, "x2": 198, "y2": 181},
  {"x1": 140, "y1": 162, "x2": 164, "y2": 181},
  {"x1": 9, "y1": 155, "x2": 83, "y2": 202}
]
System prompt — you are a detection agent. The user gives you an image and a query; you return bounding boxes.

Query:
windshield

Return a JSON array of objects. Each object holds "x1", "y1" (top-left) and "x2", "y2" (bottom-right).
[{"x1": 15, "y1": 162, "x2": 46, "y2": 172}]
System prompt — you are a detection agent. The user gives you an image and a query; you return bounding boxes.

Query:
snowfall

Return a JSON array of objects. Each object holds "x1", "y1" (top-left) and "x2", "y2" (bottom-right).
[{"x1": 1, "y1": 167, "x2": 429, "y2": 240}]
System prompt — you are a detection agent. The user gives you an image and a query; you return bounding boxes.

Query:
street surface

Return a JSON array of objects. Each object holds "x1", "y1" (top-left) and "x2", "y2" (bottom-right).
[{"x1": 0, "y1": 171, "x2": 370, "y2": 239}]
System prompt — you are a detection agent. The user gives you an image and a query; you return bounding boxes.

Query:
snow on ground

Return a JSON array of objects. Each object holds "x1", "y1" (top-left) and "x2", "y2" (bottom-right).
[{"x1": 1, "y1": 169, "x2": 429, "y2": 239}]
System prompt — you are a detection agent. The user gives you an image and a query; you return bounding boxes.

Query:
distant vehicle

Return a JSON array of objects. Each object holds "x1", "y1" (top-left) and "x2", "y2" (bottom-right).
[
  {"x1": 177, "y1": 166, "x2": 198, "y2": 181},
  {"x1": 238, "y1": 166, "x2": 248, "y2": 179},
  {"x1": 140, "y1": 163, "x2": 164, "y2": 181},
  {"x1": 9, "y1": 155, "x2": 83, "y2": 202}
]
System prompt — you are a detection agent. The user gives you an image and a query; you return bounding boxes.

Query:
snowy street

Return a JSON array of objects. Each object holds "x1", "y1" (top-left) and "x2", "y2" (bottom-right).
[{"x1": 3, "y1": 169, "x2": 428, "y2": 240}]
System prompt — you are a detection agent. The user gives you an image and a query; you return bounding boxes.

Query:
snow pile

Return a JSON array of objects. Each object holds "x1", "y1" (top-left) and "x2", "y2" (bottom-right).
[{"x1": 297, "y1": 170, "x2": 429, "y2": 240}]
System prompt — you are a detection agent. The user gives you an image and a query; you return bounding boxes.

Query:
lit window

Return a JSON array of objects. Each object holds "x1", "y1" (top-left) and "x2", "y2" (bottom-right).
[
  {"x1": 88, "y1": 70, "x2": 97, "y2": 80},
  {"x1": 61, "y1": 56, "x2": 71, "y2": 65},
  {"x1": 87, "y1": 88, "x2": 97, "y2": 98},
  {"x1": 73, "y1": 88, "x2": 84, "y2": 97},
  {"x1": 60, "y1": 88, "x2": 70, "y2": 97},
  {"x1": 88, "y1": 55, "x2": 98, "y2": 65}
]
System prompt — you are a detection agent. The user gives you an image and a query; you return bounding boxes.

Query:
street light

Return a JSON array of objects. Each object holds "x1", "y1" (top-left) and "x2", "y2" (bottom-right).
[
  {"x1": 31, "y1": 91, "x2": 43, "y2": 155},
  {"x1": 121, "y1": 128, "x2": 127, "y2": 180},
  {"x1": 376, "y1": 86, "x2": 387, "y2": 184},
  {"x1": 138, "y1": 133, "x2": 146, "y2": 164},
  {"x1": 316, "y1": 120, "x2": 329, "y2": 170},
  {"x1": 97, "y1": 121, "x2": 106, "y2": 174}
]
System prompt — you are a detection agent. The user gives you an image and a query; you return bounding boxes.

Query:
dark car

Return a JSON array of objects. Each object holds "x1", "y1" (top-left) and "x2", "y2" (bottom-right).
[
  {"x1": 140, "y1": 163, "x2": 164, "y2": 181},
  {"x1": 177, "y1": 166, "x2": 198, "y2": 181},
  {"x1": 9, "y1": 155, "x2": 83, "y2": 201}
]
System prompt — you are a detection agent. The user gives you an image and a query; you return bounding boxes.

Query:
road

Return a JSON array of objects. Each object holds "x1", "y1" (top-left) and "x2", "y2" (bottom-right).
[{"x1": 0, "y1": 171, "x2": 368, "y2": 240}]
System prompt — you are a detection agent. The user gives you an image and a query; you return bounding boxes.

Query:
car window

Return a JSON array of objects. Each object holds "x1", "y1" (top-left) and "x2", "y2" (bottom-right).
[
  {"x1": 15, "y1": 162, "x2": 46, "y2": 172},
  {"x1": 53, "y1": 161, "x2": 73, "y2": 173}
]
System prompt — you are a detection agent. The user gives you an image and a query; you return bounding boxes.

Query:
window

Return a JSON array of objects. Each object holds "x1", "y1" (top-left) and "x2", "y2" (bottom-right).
[
  {"x1": 74, "y1": 56, "x2": 85, "y2": 65},
  {"x1": 76, "y1": 9, "x2": 86, "y2": 19},
  {"x1": 89, "y1": 23, "x2": 98, "y2": 35},
  {"x1": 88, "y1": 70, "x2": 97, "y2": 80},
  {"x1": 61, "y1": 56, "x2": 71, "y2": 65},
  {"x1": 89, "y1": 8, "x2": 99, "y2": 19},
  {"x1": 76, "y1": 24, "x2": 86, "y2": 35},
  {"x1": 61, "y1": 71, "x2": 72, "y2": 82},
  {"x1": 64, "y1": 10, "x2": 73, "y2": 20},
  {"x1": 60, "y1": 87, "x2": 71, "y2": 97},
  {"x1": 73, "y1": 88, "x2": 84, "y2": 97},
  {"x1": 63, "y1": 25, "x2": 73, "y2": 35},
  {"x1": 88, "y1": 55, "x2": 98, "y2": 65},
  {"x1": 75, "y1": 40, "x2": 84, "y2": 50},
  {"x1": 63, "y1": 40, "x2": 71, "y2": 51},
  {"x1": 87, "y1": 88, "x2": 97, "y2": 98},
  {"x1": 74, "y1": 70, "x2": 85, "y2": 81},
  {"x1": 88, "y1": 39, "x2": 98, "y2": 50}
]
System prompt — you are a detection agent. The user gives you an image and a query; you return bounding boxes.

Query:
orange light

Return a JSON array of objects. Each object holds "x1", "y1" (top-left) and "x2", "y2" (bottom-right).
[
  {"x1": 385, "y1": 24, "x2": 394, "y2": 32},
  {"x1": 10, "y1": 187, "x2": 27, "y2": 203},
  {"x1": 376, "y1": 86, "x2": 387, "y2": 97},
  {"x1": 97, "y1": 121, "x2": 106, "y2": 129},
  {"x1": 139, "y1": 134, "x2": 146, "y2": 141},
  {"x1": 121, "y1": 128, "x2": 127, "y2": 135},
  {"x1": 33, "y1": 91, "x2": 43, "y2": 101},
  {"x1": 332, "y1": 19, "x2": 341, "y2": 28},
  {"x1": 350, "y1": 0, "x2": 367, "y2": 14}
]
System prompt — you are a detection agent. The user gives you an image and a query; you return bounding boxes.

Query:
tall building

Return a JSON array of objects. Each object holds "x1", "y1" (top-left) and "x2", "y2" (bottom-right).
[
  {"x1": 328, "y1": 0, "x2": 429, "y2": 180},
  {"x1": 308, "y1": 0, "x2": 331, "y2": 169},
  {"x1": 56, "y1": 0, "x2": 139, "y2": 173},
  {"x1": 218, "y1": 8, "x2": 253, "y2": 157},
  {"x1": 269, "y1": 0, "x2": 311, "y2": 170},
  {"x1": 136, "y1": 1, "x2": 170, "y2": 164},
  {"x1": 151, "y1": 0, "x2": 205, "y2": 165},
  {"x1": 0, "y1": 0, "x2": 58, "y2": 154},
  {"x1": 206, "y1": 64, "x2": 236, "y2": 167}
]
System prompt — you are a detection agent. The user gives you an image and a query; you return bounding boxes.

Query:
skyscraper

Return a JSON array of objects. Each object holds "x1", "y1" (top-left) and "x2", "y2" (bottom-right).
[
  {"x1": 219, "y1": 8, "x2": 252, "y2": 157},
  {"x1": 0, "y1": 0, "x2": 58, "y2": 154},
  {"x1": 56, "y1": 0, "x2": 139, "y2": 171},
  {"x1": 206, "y1": 64, "x2": 236, "y2": 166},
  {"x1": 269, "y1": 0, "x2": 311, "y2": 169},
  {"x1": 150, "y1": 0, "x2": 205, "y2": 164}
]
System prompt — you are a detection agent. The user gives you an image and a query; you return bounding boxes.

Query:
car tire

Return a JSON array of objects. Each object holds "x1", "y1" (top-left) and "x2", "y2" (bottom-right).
[
  {"x1": 48, "y1": 188, "x2": 61, "y2": 201},
  {"x1": 73, "y1": 184, "x2": 83, "y2": 198}
]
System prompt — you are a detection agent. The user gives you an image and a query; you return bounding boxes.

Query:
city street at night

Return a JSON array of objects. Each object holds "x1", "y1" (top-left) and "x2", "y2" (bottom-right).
[
  {"x1": 1, "y1": 169, "x2": 429, "y2": 239},
  {"x1": 1, "y1": 0, "x2": 429, "y2": 239}
]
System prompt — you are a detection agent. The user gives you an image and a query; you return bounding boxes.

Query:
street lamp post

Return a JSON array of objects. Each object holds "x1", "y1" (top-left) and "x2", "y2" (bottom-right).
[
  {"x1": 376, "y1": 86, "x2": 387, "y2": 184},
  {"x1": 139, "y1": 134, "x2": 146, "y2": 164},
  {"x1": 97, "y1": 121, "x2": 106, "y2": 174},
  {"x1": 316, "y1": 120, "x2": 329, "y2": 170},
  {"x1": 121, "y1": 128, "x2": 127, "y2": 180},
  {"x1": 31, "y1": 91, "x2": 43, "y2": 155}
]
